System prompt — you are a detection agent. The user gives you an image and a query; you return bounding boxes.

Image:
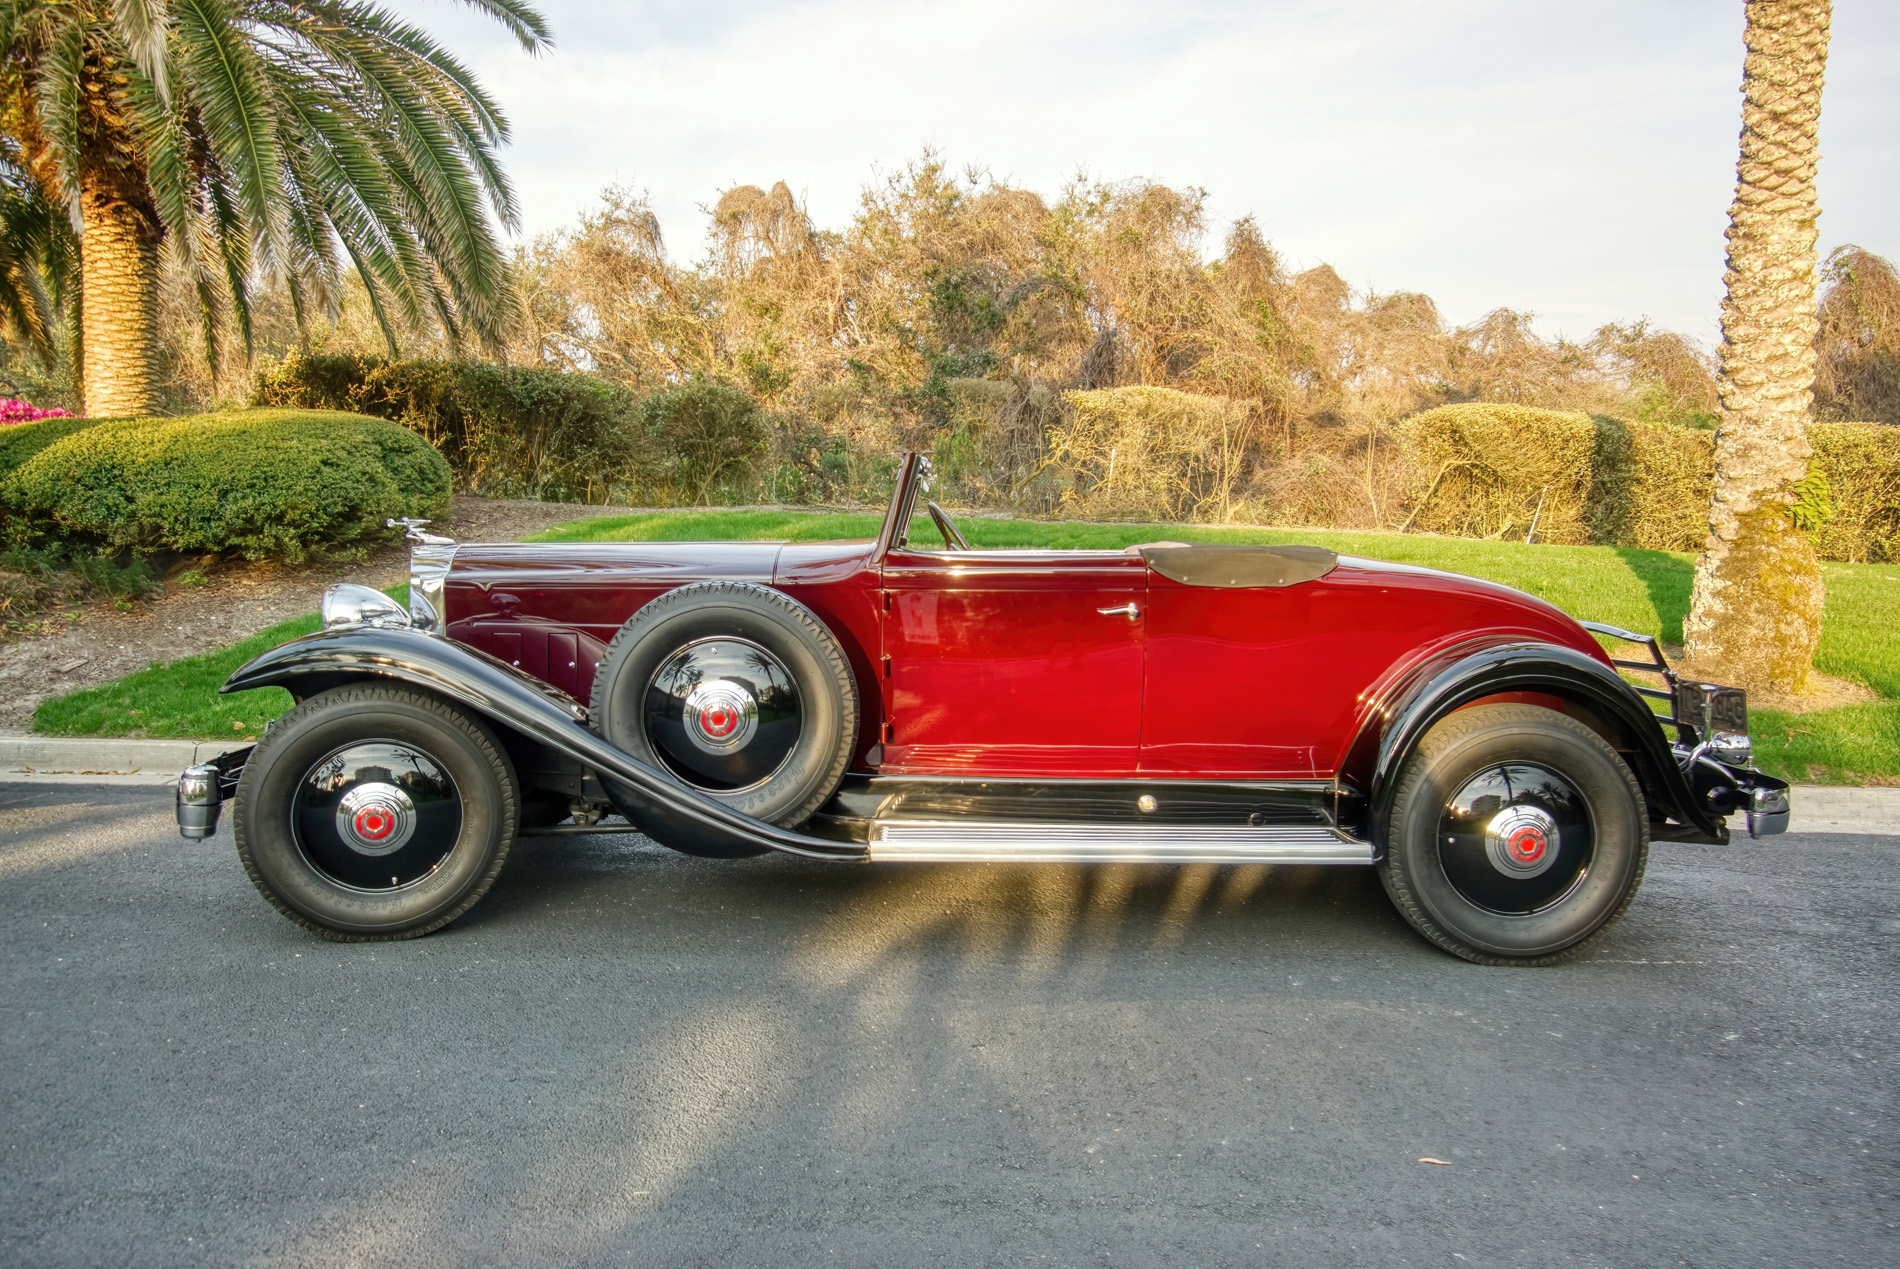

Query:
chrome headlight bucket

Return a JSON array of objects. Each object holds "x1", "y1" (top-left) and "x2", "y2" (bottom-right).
[{"x1": 322, "y1": 583, "x2": 411, "y2": 630}]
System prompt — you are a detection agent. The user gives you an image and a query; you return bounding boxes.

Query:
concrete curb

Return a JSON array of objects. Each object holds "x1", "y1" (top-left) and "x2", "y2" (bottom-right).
[
  {"x1": 0, "y1": 735, "x2": 226, "y2": 784},
  {"x1": 0, "y1": 733, "x2": 1893, "y2": 833},
  {"x1": 1785, "y1": 784, "x2": 1900, "y2": 837}
]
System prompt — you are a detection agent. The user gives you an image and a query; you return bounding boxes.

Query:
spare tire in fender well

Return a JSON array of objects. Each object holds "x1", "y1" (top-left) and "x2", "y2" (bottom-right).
[{"x1": 587, "y1": 579, "x2": 859, "y2": 853}]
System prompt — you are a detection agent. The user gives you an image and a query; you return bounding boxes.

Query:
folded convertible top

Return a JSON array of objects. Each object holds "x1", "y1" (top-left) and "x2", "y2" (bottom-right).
[{"x1": 1137, "y1": 543, "x2": 1338, "y2": 588}]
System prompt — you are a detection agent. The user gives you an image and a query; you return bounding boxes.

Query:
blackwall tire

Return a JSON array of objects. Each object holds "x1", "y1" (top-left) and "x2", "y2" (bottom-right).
[
  {"x1": 233, "y1": 684, "x2": 518, "y2": 941},
  {"x1": 590, "y1": 581, "x2": 858, "y2": 842},
  {"x1": 1380, "y1": 703, "x2": 1649, "y2": 966}
]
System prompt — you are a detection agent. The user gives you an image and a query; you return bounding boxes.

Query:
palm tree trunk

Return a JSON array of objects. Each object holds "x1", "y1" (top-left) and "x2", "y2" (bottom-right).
[
  {"x1": 78, "y1": 175, "x2": 161, "y2": 418},
  {"x1": 1683, "y1": 0, "x2": 1831, "y2": 694}
]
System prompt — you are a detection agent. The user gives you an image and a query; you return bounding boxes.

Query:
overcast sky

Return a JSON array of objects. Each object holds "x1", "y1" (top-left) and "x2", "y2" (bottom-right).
[{"x1": 411, "y1": 0, "x2": 1897, "y2": 345}]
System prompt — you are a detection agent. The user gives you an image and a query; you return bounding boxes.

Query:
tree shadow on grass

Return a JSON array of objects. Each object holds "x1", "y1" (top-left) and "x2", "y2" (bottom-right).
[{"x1": 1613, "y1": 547, "x2": 1695, "y2": 642}]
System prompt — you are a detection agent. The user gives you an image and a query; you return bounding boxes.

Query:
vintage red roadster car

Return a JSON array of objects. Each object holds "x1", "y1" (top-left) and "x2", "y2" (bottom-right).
[{"x1": 177, "y1": 453, "x2": 1788, "y2": 964}]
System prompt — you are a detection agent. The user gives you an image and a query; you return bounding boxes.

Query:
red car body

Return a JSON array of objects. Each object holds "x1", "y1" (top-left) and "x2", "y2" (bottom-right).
[{"x1": 440, "y1": 539, "x2": 1608, "y2": 788}]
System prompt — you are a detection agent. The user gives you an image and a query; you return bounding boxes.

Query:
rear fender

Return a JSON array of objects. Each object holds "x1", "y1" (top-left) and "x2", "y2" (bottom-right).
[
  {"x1": 1341, "y1": 640, "x2": 1722, "y2": 854},
  {"x1": 219, "y1": 626, "x2": 868, "y2": 861}
]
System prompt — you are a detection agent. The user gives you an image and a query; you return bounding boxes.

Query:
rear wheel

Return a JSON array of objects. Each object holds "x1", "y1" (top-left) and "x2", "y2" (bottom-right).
[
  {"x1": 234, "y1": 684, "x2": 518, "y2": 940},
  {"x1": 1380, "y1": 704, "x2": 1648, "y2": 966}
]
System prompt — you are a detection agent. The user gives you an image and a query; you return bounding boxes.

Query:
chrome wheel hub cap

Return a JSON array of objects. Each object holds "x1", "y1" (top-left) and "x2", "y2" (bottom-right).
[
  {"x1": 644, "y1": 638, "x2": 802, "y2": 792},
  {"x1": 682, "y1": 680, "x2": 759, "y2": 754},
  {"x1": 335, "y1": 782, "x2": 417, "y2": 856},
  {"x1": 1484, "y1": 804, "x2": 1559, "y2": 879},
  {"x1": 294, "y1": 741, "x2": 462, "y2": 891}
]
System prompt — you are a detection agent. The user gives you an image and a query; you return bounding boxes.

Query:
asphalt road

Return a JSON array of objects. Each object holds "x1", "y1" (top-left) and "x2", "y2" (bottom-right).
[{"x1": 2, "y1": 784, "x2": 1894, "y2": 1267}]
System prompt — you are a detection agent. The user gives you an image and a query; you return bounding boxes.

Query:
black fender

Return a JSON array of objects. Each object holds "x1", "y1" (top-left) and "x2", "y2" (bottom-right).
[
  {"x1": 1346, "y1": 640, "x2": 1724, "y2": 852},
  {"x1": 219, "y1": 625, "x2": 868, "y2": 862}
]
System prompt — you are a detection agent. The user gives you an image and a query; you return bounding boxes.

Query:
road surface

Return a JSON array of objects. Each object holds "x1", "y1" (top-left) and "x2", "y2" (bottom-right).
[{"x1": 2, "y1": 783, "x2": 1894, "y2": 1266}]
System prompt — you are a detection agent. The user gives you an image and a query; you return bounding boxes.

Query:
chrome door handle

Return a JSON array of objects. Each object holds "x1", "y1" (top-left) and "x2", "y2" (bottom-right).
[{"x1": 1096, "y1": 602, "x2": 1140, "y2": 619}]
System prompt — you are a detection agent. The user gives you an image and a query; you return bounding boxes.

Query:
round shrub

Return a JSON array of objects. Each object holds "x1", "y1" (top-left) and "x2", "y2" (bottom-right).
[
  {"x1": 0, "y1": 413, "x2": 98, "y2": 479},
  {"x1": 3, "y1": 409, "x2": 450, "y2": 560}
]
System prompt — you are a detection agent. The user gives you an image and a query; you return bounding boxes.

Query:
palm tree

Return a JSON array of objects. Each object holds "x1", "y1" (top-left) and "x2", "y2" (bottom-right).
[
  {"x1": 0, "y1": 131, "x2": 73, "y2": 367},
  {"x1": 1682, "y1": 0, "x2": 1831, "y2": 695},
  {"x1": 0, "y1": 0, "x2": 550, "y2": 418}
]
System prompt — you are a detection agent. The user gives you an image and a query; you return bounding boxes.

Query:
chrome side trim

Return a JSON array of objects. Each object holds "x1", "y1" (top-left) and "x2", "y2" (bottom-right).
[{"x1": 867, "y1": 820, "x2": 1374, "y2": 864}]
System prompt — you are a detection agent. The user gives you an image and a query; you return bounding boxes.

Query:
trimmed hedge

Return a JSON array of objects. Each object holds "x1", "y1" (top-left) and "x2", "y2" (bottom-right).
[
  {"x1": 255, "y1": 354, "x2": 641, "y2": 503},
  {"x1": 3, "y1": 409, "x2": 450, "y2": 560},
  {"x1": 1812, "y1": 422, "x2": 1900, "y2": 563},
  {"x1": 1399, "y1": 404, "x2": 1599, "y2": 544},
  {"x1": 1398, "y1": 403, "x2": 1900, "y2": 561},
  {"x1": 0, "y1": 414, "x2": 100, "y2": 478}
]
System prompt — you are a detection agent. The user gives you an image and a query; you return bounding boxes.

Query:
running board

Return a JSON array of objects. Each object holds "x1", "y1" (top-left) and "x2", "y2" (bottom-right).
[{"x1": 866, "y1": 821, "x2": 1374, "y2": 865}]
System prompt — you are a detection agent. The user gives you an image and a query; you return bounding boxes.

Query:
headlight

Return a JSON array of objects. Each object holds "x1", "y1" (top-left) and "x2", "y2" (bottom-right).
[
  {"x1": 322, "y1": 583, "x2": 411, "y2": 630},
  {"x1": 407, "y1": 543, "x2": 457, "y2": 635}
]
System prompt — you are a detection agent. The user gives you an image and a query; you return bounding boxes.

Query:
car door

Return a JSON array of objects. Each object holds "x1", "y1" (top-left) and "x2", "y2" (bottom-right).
[
  {"x1": 1138, "y1": 571, "x2": 1326, "y2": 777},
  {"x1": 878, "y1": 547, "x2": 1148, "y2": 777}
]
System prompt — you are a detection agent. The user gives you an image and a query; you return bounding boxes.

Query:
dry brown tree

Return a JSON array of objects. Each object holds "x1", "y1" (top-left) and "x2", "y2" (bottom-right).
[
  {"x1": 511, "y1": 185, "x2": 714, "y2": 386},
  {"x1": 1684, "y1": 0, "x2": 1832, "y2": 694},
  {"x1": 1814, "y1": 245, "x2": 1900, "y2": 425}
]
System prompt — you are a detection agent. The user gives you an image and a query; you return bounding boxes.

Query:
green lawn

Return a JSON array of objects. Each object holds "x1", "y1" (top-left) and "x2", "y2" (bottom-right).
[
  {"x1": 31, "y1": 587, "x2": 403, "y2": 744},
  {"x1": 32, "y1": 509, "x2": 1900, "y2": 783}
]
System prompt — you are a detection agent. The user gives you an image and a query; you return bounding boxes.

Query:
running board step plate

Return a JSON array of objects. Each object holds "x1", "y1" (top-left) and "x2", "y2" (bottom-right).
[{"x1": 867, "y1": 821, "x2": 1374, "y2": 865}]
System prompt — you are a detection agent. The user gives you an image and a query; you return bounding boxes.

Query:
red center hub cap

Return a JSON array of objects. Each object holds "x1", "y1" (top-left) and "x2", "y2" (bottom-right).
[
  {"x1": 681, "y1": 680, "x2": 759, "y2": 754},
  {"x1": 335, "y1": 782, "x2": 417, "y2": 857},
  {"x1": 1483, "y1": 804, "x2": 1561, "y2": 879},
  {"x1": 1505, "y1": 824, "x2": 1547, "y2": 864},
  {"x1": 354, "y1": 807, "x2": 395, "y2": 841}
]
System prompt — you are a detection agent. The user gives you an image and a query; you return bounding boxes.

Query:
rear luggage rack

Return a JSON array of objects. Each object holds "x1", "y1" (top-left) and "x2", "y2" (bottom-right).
[
  {"x1": 1581, "y1": 621, "x2": 1681, "y2": 724},
  {"x1": 1580, "y1": 621, "x2": 1751, "y2": 757}
]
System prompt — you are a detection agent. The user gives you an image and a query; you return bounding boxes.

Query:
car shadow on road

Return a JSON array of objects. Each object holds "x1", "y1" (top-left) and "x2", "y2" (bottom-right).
[{"x1": 468, "y1": 829, "x2": 1418, "y2": 967}]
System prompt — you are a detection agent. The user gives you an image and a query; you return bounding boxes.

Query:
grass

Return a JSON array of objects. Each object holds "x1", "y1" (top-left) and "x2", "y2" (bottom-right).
[
  {"x1": 31, "y1": 587, "x2": 404, "y2": 742},
  {"x1": 33, "y1": 509, "x2": 1900, "y2": 783}
]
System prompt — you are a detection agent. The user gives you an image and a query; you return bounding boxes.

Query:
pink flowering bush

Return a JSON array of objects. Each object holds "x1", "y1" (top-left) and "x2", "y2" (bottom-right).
[{"x1": 0, "y1": 398, "x2": 75, "y2": 425}]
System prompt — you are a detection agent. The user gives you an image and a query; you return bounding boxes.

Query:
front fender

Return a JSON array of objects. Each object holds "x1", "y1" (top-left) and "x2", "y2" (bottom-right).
[
  {"x1": 221, "y1": 626, "x2": 868, "y2": 861},
  {"x1": 1349, "y1": 640, "x2": 1722, "y2": 850}
]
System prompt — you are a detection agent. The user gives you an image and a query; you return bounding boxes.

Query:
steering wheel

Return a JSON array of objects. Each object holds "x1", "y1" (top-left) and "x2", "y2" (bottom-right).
[{"x1": 927, "y1": 500, "x2": 970, "y2": 551}]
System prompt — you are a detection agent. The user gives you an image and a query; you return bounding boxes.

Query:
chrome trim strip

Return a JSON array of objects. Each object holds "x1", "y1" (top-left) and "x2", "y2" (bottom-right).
[{"x1": 866, "y1": 821, "x2": 1374, "y2": 864}]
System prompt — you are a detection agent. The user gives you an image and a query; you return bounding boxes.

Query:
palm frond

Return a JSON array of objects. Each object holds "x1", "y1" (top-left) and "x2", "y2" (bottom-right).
[
  {"x1": 31, "y1": 12, "x2": 88, "y2": 224},
  {"x1": 112, "y1": 0, "x2": 173, "y2": 102}
]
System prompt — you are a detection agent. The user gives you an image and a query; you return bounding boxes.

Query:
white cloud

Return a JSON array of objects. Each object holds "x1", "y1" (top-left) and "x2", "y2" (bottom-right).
[{"x1": 407, "y1": 0, "x2": 1898, "y2": 344}]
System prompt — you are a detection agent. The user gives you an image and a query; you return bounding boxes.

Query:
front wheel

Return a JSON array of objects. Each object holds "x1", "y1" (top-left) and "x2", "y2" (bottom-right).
[
  {"x1": 1380, "y1": 703, "x2": 1649, "y2": 966},
  {"x1": 233, "y1": 684, "x2": 519, "y2": 941}
]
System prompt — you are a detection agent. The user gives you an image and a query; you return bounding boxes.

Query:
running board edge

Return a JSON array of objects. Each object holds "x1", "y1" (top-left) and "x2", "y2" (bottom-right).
[{"x1": 866, "y1": 821, "x2": 1375, "y2": 865}]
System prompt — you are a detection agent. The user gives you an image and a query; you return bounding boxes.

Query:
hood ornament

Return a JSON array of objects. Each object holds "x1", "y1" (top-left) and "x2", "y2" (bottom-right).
[{"x1": 388, "y1": 516, "x2": 456, "y2": 546}]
